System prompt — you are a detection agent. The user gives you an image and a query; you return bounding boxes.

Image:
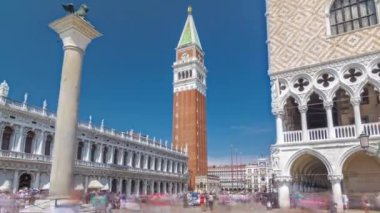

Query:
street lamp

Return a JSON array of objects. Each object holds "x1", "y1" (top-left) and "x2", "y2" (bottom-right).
[{"x1": 359, "y1": 133, "x2": 370, "y2": 150}]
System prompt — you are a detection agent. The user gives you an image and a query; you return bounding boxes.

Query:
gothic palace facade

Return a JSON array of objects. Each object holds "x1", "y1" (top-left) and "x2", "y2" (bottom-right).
[
  {"x1": 268, "y1": 0, "x2": 380, "y2": 210},
  {"x1": 0, "y1": 81, "x2": 188, "y2": 195}
]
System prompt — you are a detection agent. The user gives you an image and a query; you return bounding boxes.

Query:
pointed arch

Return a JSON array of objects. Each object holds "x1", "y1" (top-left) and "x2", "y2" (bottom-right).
[
  {"x1": 284, "y1": 148, "x2": 334, "y2": 176},
  {"x1": 279, "y1": 93, "x2": 302, "y2": 109}
]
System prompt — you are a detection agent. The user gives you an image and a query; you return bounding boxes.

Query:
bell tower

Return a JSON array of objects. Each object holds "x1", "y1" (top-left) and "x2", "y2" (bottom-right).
[{"x1": 172, "y1": 6, "x2": 207, "y2": 191}]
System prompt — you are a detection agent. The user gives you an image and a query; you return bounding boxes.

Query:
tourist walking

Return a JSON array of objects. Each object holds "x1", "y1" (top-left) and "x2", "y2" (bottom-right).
[{"x1": 208, "y1": 193, "x2": 214, "y2": 211}]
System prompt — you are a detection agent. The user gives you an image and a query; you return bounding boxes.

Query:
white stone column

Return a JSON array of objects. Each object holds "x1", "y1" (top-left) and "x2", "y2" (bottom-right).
[
  {"x1": 351, "y1": 98, "x2": 362, "y2": 136},
  {"x1": 33, "y1": 172, "x2": 40, "y2": 189},
  {"x1": 324, "y1": 102, "x2": 335, "y2": 139},
  {"x1": 274, "y1": 110, "x2": 284, "y2": 144},
  {"x1": 13, "y1": 170, "x2": 19, "y2": 193},
  {"x1": 136, "y1": 153, "x2": 141, "y2": 168},
  {"x1": 35, "y1": 131, "x2": 46, "y2": 155},
  {"x1": 157, "y1": 158, "x2": 162, "y2": 171},
  {"x1": 84, "y1": 176, "x2": 89, "y2": 193},
  {"x1": 329, "y1": 175, "x2": 343, "y2": 212},
  {"x1": 118, "y1": 150, "x2": 124, "y2": 165},
  {"x1": 49, "y1": 15, "x2": 101, "y2": 197},
  {"x1": 151, "y1": 156, "x2": 156, "y2": 170},
  {"x1": 277, "y1": 176, "x2": 292, "y2": 209},
  {"x1": 157, "y1": 181, "x2": 161, "y2": 193},
  {"x1": 118, "y1": 178, "x2": 122, "y2": 193},
  {"x1": 127, "y1": 151, "x2": 133, "y2": 167},
  {"x1": 299, "y1": 106, "x2": 308, "y2": 141},
  {"x1": 84, "y1": 142, "x2": 91, "y2": 161},
  {"x1": 143, "y1": 155, "x2": 149, "y2": 169},
  {"x1": 97, "y1": 144, "x2": 104, "y2": 163},
  {"x1": 12, "y1": 126, "x2": 24, "y2": 152},
  {"x1": 127, "y1": 179, "x2": 132, "y2": 196},
  {"x1": 169, "y1": 182, "x2": 173, "y2": 194},
  {"x1": 163, "y1": 159, "x2": 167, "y2": 172},
  {"x1": 150, "y1": 180, "x2": 155, "y2": 194},
  {"x1": 136, "y1": 180, "x2": 140, "y2": 196},
  {"x1": 143, "y1": 180, "x2": 148, "y2": 195},
  {"x1": 108, "y1": 147, "x2": 114, "y2": 164}
]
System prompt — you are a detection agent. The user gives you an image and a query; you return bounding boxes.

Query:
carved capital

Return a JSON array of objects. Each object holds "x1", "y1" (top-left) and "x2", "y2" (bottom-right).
[
  {"x1": 350, "y1": 97, "x2": 361, "y2": 106},
  {"x1": 298, "y1": 105, "x2": 308, "y2": 113},
  {"x1": 275, "y1": 176, "x2": 292, "y2": 184},
  {"x1": 323, "y1": 101, "x2": 334, "y2": 110},
  {"x1": 272, "y1": 109, "x2": 285, "y2": 116},
  {"x1": 328, "y1": 175, "x2": 343, "y2": 184}
]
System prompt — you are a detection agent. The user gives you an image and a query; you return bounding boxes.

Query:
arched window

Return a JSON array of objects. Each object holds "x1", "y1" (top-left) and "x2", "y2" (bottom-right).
[
  {"x1": 140, "y1": 154, "x2": 144, "y2": 168},
  {"x1": 1, "y1": 126, "x2": 13, "y2": 150},
  {"x1": 330, "y1": 0, "x2": 378, "y2": 35},
  {"x1": 190, "y1": 70, "x2": 193, "y2": 77},
  {"x1": 186, "y1": 71, "x2": 189, "y2": 78},
  {"x1": 178, "y1": 73, "x2": 181, "y2": 80},
  {"x1": 44, "y1": 135, "x2": 53, "y2": 156},
  {"x1": 24, "y1": 131, "x2": 35, "y2": 154},
  {"x1": 113, "y1": 149, "x2": 118, "y2": 164},
  {"x1": 102, "y1": 146, "x2": 108, "y2": 164},
  {"x1": 123, "y1": 151, "x2": 128, "y2": 166},
  {"x1": 77, "y1": 141, "x2": 84, "y2": 160},
  {"x1": 90, "y1": 144, "x2": 97, "y2": 162}
]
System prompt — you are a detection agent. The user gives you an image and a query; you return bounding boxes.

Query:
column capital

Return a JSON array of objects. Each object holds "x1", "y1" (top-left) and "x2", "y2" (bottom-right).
[
  {"x1": 49, "y1": 15, "x2": 102, "y2": 52},
  {"x1": 272, "y1": 108, "x2": 284, "y2": 116},
  {"x1": 298, "y1": 105, "x2": 308, "y2": 113},
  {"x1": 328, "y1": 175, "x2": 343, "y2": 183},
  {"x1": 350, "y1": 97, "x2": 361, "y2": 106},
  {"x1": 275, "y1": 176, "x2": 292, "y2": 184},
  {"x1": 323, "y1": 101, "x2": 334, "y2": 110}
]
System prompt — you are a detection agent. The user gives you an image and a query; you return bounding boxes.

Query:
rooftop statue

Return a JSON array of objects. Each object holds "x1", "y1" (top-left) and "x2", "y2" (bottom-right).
[{"x1": 62, "y1": 3, "x2": 89, "y2": 19}]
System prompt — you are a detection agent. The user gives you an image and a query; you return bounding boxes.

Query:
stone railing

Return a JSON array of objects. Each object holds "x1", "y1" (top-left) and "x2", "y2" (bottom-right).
[
  {"x1": 283, "y1": 122, "x2": 380, "y2": 143},
  {"x1": 308, "y1": 128, "x2": 328, "y2": 141},
  {"x1": 0, "y1": 150, "x2": 52, "y2": 162},
  {"x1": 284, "y1": 130, "x2": 302, "y2": 143}
]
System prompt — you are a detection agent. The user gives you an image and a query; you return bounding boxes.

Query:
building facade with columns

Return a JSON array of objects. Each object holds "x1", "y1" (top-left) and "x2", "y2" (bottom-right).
[
  {"x1": 267, "y1": 0, "x2": 380, "y2": 210},
  {"x1": 0, "y1": 81, "x2": 188, "y2": 195}
]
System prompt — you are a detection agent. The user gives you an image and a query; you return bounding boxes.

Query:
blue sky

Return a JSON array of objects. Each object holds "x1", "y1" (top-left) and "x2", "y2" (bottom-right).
[{"x1": 0, "y1": 1, "x2": 272, "y2": 165}]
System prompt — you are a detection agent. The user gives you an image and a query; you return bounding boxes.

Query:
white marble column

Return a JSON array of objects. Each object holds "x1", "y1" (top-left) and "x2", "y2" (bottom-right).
[
  {"x1": 324, "y1": 102, "x2": 335, "y2": 139},
  {"x1": 169, "y1": 182, "x2": 173, "y2": 194},
  {"x1": 12, "y1": 126, "x2": 24, "y2": 152},
  {"x1": 135, "y1": 180, "x2": 140, "y2": 196},
  {"x1": 84, "y1": 142, "x2": 91, "y2": 161},
  {"x1": 143, "y1": 155, "x2": 148, "y2": 169},
  {"x1": 151, "y1": 156, "x2": 156, "y2": 170},
  {"x1": 157, "y1": 158, "x2": 162, "y2": 171},
  {"x1": 49, "y1": 15, "x2": 101, "y2": 197},
  {"x1": 118, "y1": 150, "x2": 124, "y2": 165},
  {"x1": 136, "y1": 153, "x2": 141, "y2": 168},
  {"x1": 118, "y1": 178, "x2": 122, "y2": 193},
  {"x1": 35, "y1": 131, "x2": 46, "y2": 155},
  {"x1": 84, "y1": 176, "x2": 89, "y2": 193},
  {"x1": 329, "y1": 175, "x2": 343, "y2": 212},
  {"x1": 127, "y1": 179, "x2": 132, "y2": 196},
  {"x1": 96, "y1": 144, "x2": 103, "y2": 163},
  {"x1": 299, "y1": 106, "x2": 308, "y2": 141},
  {"x1": 107, "y1": 147, "x2": 114, "y2": 164},
  {"x1": 163, "y1": 159, "x2": 167, "y2": 172},
  {"x1": 274, "y1": 110, "x2": 284, "y2": 144},
  {"x1": 143, "y1": 180, "x2": 148, "y2": 195},
  {"x1": 157, "y1": 181, "x2": 161, "y2": 193},
  {"x1": 127, "y1": 151, "x2": 133, "y2": 167},
  {"x1": 150, "y1": 180, "x2": 155, "y2": 194},
  {"x1": 277, "y1": 176, "x2": 292, "y2": 209},
  {"x1": 13, "y1": 170, "x2": 19, "y2": 193},
  {"x1": 351, "y1": 97, "x2": 362, "y2": 136},
  {"x1": 33, "y1": 172, "x2": 40, "y2": 189}
]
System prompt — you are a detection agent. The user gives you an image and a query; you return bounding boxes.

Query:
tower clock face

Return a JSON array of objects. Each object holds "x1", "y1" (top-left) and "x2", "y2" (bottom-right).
[{"x1": 181, "y1": 53, "x2": 189, "y2": 60}]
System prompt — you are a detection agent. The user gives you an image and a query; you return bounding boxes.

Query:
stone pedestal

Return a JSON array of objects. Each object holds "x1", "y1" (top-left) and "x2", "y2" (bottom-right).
[{"x1": 48, "y1": 15, "x2": 101, "y2": 197}]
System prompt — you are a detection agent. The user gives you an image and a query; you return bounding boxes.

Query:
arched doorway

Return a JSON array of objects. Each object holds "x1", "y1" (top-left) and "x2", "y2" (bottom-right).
[
  {"x1": 342, "y1": 151, "x2": 380, "y2": 194},
  {"x1": 19, "y1": 173, "x2": 32, "y2": 190},
  {"x1": 121, "y1": 179, "x2": 127, "y2": 194},
  {"x1": 290, "y1": 154, "x2": 330, "y2": 193},
  {"x1": 111, "y1": 179, "x2": 117, "y2": 193}
]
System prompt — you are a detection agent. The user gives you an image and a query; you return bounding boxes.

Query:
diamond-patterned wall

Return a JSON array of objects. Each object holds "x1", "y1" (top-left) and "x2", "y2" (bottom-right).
[{"x1": 268, "y1": 0, "x2": 380, "y2": 74}]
